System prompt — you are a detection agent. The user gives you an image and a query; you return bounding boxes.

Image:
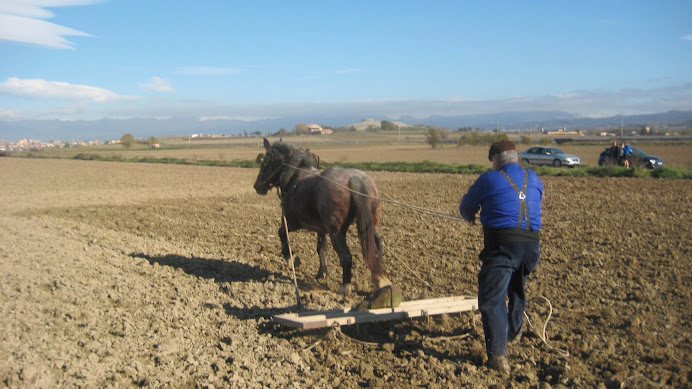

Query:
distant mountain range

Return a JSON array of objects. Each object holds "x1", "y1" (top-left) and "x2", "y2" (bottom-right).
[
  {"x1": 404, "y1": 110, "x2": 692, "y2": 132},
  {"x1": 1, "y1": 110, "x2": 691, "y2": 142}
]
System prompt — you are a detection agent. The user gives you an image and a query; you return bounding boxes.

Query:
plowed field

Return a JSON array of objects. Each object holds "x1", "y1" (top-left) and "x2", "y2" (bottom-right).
[{"x1": 1, "y1": 158, "x2": 690, "y2": 388}]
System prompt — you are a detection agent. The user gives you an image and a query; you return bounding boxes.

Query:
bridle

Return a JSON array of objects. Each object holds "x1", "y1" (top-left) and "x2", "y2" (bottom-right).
[
  {"x1": 261, "y1": 161, "x2": 284, "y2": 186},
  {"x1": 259, "y1": 150, "x2": 291, "y2": 187}
]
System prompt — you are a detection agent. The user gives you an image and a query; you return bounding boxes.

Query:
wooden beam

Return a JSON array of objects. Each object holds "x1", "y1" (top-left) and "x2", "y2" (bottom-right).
[{"x1": 273, "y1": 295, "x2": 478, "y2": 330}]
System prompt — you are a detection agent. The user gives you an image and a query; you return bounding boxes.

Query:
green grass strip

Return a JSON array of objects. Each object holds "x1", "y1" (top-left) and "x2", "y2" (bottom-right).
[{"x1": 4, "y1": 152, "x2": 690, "y2": 179}]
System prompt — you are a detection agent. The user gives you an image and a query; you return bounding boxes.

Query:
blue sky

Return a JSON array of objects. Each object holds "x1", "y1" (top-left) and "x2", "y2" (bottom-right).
[{"x1": 1, "y1": 0, "x2": 691, "y2": 123}]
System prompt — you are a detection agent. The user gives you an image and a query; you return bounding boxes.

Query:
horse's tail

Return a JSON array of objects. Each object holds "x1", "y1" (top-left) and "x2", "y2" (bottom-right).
[{"x1": 349, "y1": 176, "x2": 384, "y2": 276}]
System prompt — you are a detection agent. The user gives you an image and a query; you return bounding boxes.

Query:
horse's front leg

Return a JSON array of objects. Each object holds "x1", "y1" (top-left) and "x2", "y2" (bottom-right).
[
  {"x1": 372, "y1": 230, "x2": 392, "y2": 289},
  {"x1": 278, "y1": 225, "x2": 299, "y2": 267},
  {"x1": 329, "y1": 232, "x2": 352, "y2": 294},
  {"x1": 315, "y1": 233, "x2": 329, "y2": 280}
]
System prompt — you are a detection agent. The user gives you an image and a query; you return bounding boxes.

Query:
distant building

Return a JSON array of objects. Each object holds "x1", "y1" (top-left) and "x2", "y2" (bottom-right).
[
  {"x1": 307, "y1": 124, "x2": 323, "y2": 134},
  {"x1": 307, "y1": 124, "x2": 333, "y2": 135},
  {"x1": 546, "y1": 128, "x2": 583, "y2": 136}
]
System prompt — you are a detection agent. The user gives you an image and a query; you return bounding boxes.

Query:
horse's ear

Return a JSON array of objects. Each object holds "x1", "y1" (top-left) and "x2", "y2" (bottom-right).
[{"x1": 263, "y1": 138, "x2": 270, "y2": 151}]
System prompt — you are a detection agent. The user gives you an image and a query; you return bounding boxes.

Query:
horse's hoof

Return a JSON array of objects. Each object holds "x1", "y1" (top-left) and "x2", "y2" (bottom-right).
[
  {"x1": 355, "y1": 285, "x2": 403, "y2": 311},
  {"x1": 336, "y1": 283, "x2": 352, "y2": 295},
  {"x1": 287, "y1": 256, "x2": 300, "y2": 268},
  {"x1": 375, "y1": 278, "x2": 392, "y2": 290}
]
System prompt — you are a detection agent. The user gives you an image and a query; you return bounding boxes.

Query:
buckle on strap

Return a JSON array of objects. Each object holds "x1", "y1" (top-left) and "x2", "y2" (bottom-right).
[{"x1": 518, "y1": 191, "x2": 526, "y2": 200}]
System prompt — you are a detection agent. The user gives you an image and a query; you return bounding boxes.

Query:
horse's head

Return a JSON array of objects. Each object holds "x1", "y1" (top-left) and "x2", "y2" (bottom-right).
[
  {"x1": 254, "y1": 138, "x2": 322, "y2": 195},
  {"x1": 254, "y1": 138, "x2": 287, "y2": 195}
]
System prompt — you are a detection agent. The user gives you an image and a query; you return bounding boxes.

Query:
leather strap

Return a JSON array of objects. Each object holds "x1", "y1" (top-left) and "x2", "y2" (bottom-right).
[{"x1": 500, "y1": 169, "x2": 531, "y2": 230}]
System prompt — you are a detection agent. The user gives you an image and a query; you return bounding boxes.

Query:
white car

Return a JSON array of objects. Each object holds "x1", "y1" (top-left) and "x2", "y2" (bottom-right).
[{"x1": 520, "y1": 147, "x2": 581, "y2": 168}]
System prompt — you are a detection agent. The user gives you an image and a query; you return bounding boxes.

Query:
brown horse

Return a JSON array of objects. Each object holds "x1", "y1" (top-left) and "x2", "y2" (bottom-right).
[{"x1": 253, "y1": 138, "x2": 392, "y2": 295}]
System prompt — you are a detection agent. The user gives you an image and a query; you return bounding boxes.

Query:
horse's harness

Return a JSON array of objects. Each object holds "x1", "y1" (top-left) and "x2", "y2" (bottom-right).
[{"x1": 260, "y1": 149, "x2": 321, "y2": 190}]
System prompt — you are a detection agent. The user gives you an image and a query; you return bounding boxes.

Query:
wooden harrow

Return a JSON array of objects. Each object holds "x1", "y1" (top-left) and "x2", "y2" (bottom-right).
[{"x1": 273, "y1": 295, "x2": 477, "y2": 330}]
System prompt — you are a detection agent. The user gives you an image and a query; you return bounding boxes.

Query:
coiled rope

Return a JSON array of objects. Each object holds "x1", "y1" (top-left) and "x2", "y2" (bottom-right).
[{"x1": 524, "y1": 297, "x2": 569, "y2": 356}]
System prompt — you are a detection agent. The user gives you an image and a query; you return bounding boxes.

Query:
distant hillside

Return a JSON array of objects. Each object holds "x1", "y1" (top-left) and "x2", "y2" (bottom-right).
[
  {"x1": 400, "y1": 110, "x2": 692, "y2": 131},
  {"x1": 1, "y1": 110, "x2": 690, "y2": 141},
  {"x1": 345, "y1": 118, "x2": 412, "y2": 131},
  {"x1": 400, "y1": 111, "x2": 578, "y2": 130}
]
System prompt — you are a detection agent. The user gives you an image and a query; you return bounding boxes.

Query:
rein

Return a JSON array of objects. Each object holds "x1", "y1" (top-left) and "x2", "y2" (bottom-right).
[
  {"x1": 281, "y1": 162, "x2": 468, "y2": 223},
  {"x1": 261, "y1": 163, "x2": 285, "y2": 187}
]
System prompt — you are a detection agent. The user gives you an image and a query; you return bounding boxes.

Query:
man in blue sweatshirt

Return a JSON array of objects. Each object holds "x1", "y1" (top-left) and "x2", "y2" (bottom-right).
[{"x1": 459, "y1": 140, "x2": 543, "y2": 374}]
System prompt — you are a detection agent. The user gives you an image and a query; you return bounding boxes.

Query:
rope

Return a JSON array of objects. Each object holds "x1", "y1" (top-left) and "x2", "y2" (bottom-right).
[
  {"x1": 385, "y1": 246, "x2": 435, "y2": 292},
  {"x1": 523, "y1": 296, "x2": 569, "y2": 356},
  {"x1": 282, "y1": 163, "x2": 469, "y2": 222},
  {"x1": 279, "y1": 187, "x2": 301, "y2": 309}
]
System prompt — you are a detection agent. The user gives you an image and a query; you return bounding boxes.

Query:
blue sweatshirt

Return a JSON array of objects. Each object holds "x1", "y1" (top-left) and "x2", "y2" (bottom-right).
[{"x1": 460, "y1": 162, "x2": 543, "y2": 231}]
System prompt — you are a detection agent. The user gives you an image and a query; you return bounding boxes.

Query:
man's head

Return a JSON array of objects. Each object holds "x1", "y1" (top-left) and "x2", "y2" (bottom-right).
[{"x1": 488, "y1": 140, "x2": 517, "y2": 169}]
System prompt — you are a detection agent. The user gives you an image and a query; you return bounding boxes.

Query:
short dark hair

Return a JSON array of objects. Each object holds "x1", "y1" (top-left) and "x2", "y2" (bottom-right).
[{"x1": 488, "y1": 140, "x2": 516, "y2": 161}]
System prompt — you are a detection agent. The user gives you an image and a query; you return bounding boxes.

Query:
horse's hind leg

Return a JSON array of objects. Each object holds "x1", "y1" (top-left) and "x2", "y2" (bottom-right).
[
  {"x1": 316, "y1": 233, "x2": 328, "y2": 280},
  {"x1": 329, "y1": 232, "x2": 352, "y2": 294}
]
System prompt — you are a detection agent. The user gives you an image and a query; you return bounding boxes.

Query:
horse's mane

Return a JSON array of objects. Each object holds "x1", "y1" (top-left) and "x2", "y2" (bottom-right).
[
  {"x1": 274, "y1": 142, "x2": 320, "y2": 169},
  {"x1": 273, "y1": 142, "x2": 321, "y2": 190}
]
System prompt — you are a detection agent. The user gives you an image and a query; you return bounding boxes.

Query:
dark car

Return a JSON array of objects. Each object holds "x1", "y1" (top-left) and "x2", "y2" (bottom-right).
[
  {"x1": 519, "y1": 147, "x2": 581, "y2": 168},
  {"x1": 598, "y1": 146, "x2": 663, "y2": 169}
]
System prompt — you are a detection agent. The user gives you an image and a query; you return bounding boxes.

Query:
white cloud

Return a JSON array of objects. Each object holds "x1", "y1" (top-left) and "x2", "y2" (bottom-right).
[
  {"x1": 139, "y1": 77, "x2": 175, "y2": 93},
  {"x1": 0, "y1": 107, "x2": 21, "y2": 119},
  {"x1": 174, "y1": 66, "x2": 243, "y2": 76},
  {"x1": 0, "y1": 77, "x2": 131, "y2": 102},
  {"x1": 0, "y1": 0, "x2": 99, "y2": 49},
  {"x1": 199, "y1": 115, "x2": 267, "y2": 121},
  {"x1": 682, "y1": 34, "x2": 692, "y2": 41}
]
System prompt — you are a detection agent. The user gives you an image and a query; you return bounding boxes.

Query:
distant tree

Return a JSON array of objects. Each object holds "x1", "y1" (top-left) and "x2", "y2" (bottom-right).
[
  {"x1": 426, "y1": 127, "x2": 441, "y2": 149},
  {"x1": 148, "y1": 136, "x2": 159, "y2": 146},
  {"x1": 381, "y1": 120, "x2": 397, "y2": 131},
  {"x1": 274, "y1": 128, "x2": 291, "y2": 137},
  {"x1": 457, "y1": 130, "x2": 482, "y2": 146},
  {"x1": 121, "y1": 133, "x2": 135, "y2": 148},
  {"x1": 520, "y1": 135, "x2": 532, "y2": 145},
  {"x1": 539, "y1": 136, "x2": 551, "y2": 145},
  {"x1": 493, "y1": 132, "x2": 509, "y2": 142},
  {"x1": 438, "y1": 127, "x2": 451, "y2": 140},
  {"x1": 294, "y1": 123, "x2": 309, "y2": 135}
]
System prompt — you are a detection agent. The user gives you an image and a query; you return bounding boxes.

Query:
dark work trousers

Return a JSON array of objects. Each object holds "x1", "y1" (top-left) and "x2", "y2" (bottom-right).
[{"x1": 478, "y1": 239, "x2": 540, "y2": 358}]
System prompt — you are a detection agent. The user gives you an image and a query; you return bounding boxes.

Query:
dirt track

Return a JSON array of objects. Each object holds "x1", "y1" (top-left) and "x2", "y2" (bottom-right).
[{"x1": 1, "y1": 158, "x2": 690, "y2": 388}]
